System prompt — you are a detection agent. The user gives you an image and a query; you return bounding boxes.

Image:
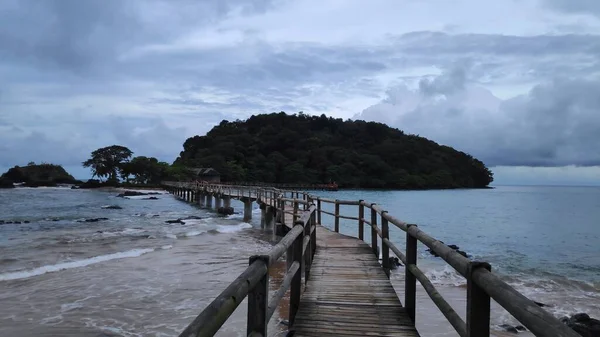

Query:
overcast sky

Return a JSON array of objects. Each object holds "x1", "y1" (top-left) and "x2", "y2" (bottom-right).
[{"x1": 1, "y1": 0, "x2": 599, "y2": 185}]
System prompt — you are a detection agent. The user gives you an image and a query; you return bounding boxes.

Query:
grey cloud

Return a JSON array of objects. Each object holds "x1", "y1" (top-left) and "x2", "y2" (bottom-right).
[
  {"x1": 419, "y1": 64, "x2": 468, "y2": 96},
  {"x1": 0, "y1": 113, "x2": 221, "y2": 168},
  {"x1": 544, "y1": 0, "x2": 600, "y2": 16},
  {"x1": 355, "y1": 68, "x2": 600, "y2": 167}
]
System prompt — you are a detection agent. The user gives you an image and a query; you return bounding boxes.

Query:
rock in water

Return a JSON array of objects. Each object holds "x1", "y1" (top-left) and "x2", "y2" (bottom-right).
[
  {"x1": 116, "y1": 191, "x2": 148, "y2": 197},
  {"x1": 564, "y1": 313, "x2": 600, "y2": 337},
  {"x1": 77, "y1": 218, "x2": 109, "y2": 223},
  {"x1": 499, "y1": 324, "x2": 519, "y2": 333},
  {"x1": 217, "y1": 207, "x2": 234, "y2": 215}
]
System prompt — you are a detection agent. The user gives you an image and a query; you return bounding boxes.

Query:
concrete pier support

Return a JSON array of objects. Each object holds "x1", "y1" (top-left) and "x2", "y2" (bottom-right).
[
  {"x1": 206, "y1": 194, "x2": 213, "y2": 208},
  {"x1": 260, "y1": 207, "x2": 266, "y2": 228},
  {"x1": 223, "y1": 196, "x2": 231, "y2": 208},
  {"x1": 242, "y1": 197, "x2": 253, "y2": 222},
  {"x1": 197, "y1": 191, "x2": 204, "y2": 206},
  {"x1": 265, "y1": 206, "x2": 274, "y2": 228}
]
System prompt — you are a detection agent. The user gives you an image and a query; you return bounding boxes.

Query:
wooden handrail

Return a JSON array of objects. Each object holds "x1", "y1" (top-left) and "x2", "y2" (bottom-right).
[
  {"x1": 165, "y1": 180, "x2": 318, "y2": 337},
  {"x1": 163, "y1": 181, "x2": 579, "y2": 337},
  {"x1": 315, "y1": 195, "x2": 580, "y2": 337}
]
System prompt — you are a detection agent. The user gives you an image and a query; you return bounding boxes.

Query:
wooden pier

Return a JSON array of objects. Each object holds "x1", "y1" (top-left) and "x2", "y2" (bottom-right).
[{"x1": 163, "y1": 181, "x2": 580, "y2": 337}]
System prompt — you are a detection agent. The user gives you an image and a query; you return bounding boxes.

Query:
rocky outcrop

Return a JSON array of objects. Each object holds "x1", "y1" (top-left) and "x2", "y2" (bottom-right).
[
  {"x1": 217, "y1": 207, "x2": 234, "y2": 215},
  {"x1": 426, "y1": 242, "x2": 470, "y2": 258},
  {"x1": 116, "y1": 191, "x2": 161, "y2": 197},
  {"x1": 165, "y1": 215, "x2": 203, "y2": 225},
  {"x1": 389, "y1": 257, "x2": 402, "y2": 269},
  {"x1": 77, "y1": 218, "x2": 109, "y2": 223},
  {"x1": 0, "y1": 220, "x2": 31, "y2": 225},
  {"x1": 0, "y1": 164, "x2": 78, "y2": 187},
  {"x1": 0, "y1": 178, "x2": 14, "y2": 188},
  {"x1": 562, "y1": 313, "x2": 600, "y2": 337}
]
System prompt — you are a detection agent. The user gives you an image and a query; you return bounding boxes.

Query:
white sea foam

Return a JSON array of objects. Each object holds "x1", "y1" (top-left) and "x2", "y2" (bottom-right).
[
  {"x1": 184, "y1": 230, "x2": 207, "y2": 237},
  {"x1": 0, "y1": 248, "x2": 156, "y2": 282},
  {"x1": 424, "y1": 265, "x2": 466, "y2": 287},
  {"x1": 216, "y1": 222, "x2": 252, "y2": 234}
]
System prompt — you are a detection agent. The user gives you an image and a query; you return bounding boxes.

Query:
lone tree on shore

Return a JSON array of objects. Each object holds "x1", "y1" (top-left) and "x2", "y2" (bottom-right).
[{"x1": 83, "y1": 145, "x2": 133, "y2": 182}]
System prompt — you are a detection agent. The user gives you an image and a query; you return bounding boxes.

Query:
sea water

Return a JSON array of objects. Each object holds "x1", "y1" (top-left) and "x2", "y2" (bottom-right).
[{"x1": 1, "y1": 186, "x2": 598, "y2": 336}]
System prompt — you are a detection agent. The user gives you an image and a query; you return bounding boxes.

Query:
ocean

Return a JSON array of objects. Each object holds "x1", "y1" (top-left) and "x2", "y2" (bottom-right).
[{"x1": 0, "y1": 185, "x2": 598, "y2": 336}]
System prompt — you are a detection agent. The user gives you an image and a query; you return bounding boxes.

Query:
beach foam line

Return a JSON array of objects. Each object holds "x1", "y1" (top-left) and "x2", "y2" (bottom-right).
[
  {"x1": 0, "y1": 247, "x2": 167, "y2": 282},
  {"x1": 216, "y1": 222, "x2": 252, "y2": 234}
]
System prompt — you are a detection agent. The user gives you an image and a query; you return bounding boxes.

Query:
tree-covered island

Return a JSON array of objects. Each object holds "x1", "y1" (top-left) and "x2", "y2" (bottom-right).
[{"x1": 175, "y1": 112, "x2": 493, "y2": 189}]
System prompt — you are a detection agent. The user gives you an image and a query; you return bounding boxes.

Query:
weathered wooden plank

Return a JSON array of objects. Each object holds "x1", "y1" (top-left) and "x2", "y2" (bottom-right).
[{"x1": 292, "y1": 226, "x2": 420, "y2": 337}]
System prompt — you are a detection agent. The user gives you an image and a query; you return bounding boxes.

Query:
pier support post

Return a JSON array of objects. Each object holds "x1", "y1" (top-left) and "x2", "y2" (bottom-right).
[
  {"x1": 223, "y1": 196, "x2": 231, "y2": 208},
  {"x1": 242, "y1": 198, "x2": 253, "y2": 222},
  {"x1": 260, "y1": 206, "x2": 266, "y2": 228},
  {"x1": 265, "y1": 206, "x2": 274, "y2": 228},
  {"x1": 206, "y1": 193, "x2": 213, "y2": 208},
  {"x1": 215, "y1": 195, "x2": 222, "y2": 209}
]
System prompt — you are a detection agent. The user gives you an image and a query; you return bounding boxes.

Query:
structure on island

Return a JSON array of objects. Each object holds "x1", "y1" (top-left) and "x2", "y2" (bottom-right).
[
  {"x1": 187, "y1": 167, "x2": 221, "y2": 183},
  {"x1": 163, "y1": 181, "x2": 580, "y2": 337}
]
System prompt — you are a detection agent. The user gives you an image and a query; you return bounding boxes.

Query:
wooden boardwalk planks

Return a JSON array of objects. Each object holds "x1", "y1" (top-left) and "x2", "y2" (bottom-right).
[{"x1": 292, "y1": 226, "x2": 420, "y2": 337}]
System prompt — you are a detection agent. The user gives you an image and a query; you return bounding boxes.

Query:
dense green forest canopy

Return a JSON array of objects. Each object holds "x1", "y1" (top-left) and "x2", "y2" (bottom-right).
[
  {"x1": 0, "y1": 163, "x2": 78, "y2": 187},
  {"x1": 174, "y1": 112, "x2": 493, "y2": 189}
]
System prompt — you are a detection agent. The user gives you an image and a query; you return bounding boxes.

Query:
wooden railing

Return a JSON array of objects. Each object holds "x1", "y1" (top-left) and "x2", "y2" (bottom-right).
[
  {"x1": 317, "y1": 198, "x2": 580, "y2": 337},
  {"x1": 164, "y1": 182, "x2": 579, "y2": 337},
  {"x1": 175, "y1": 185, "x2": 317, "y2": 337}
]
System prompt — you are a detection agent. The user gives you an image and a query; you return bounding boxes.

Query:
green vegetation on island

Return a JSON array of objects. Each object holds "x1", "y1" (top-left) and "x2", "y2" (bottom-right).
[
  {"x1": 0, "y1": 162, "x2": 79, "y2": 188},
  {"x1": 175, "y1": 112, "x2": 494, "y2": 189},
  {"x1": 79, "y1": 145, "x2": 189, "y2": 188}
]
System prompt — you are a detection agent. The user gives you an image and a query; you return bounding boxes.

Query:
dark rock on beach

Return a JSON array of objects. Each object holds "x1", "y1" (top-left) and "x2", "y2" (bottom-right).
[
  {"x1": 165, "y1": 215, "x2": 203, "y2": 225},
  {"x1": 142, "y1": 196, "x2": 159, "y2": 200},
  {"x1": 389, "y1": 257, "x2": 403, "y2": 269},
  {"x1": 562, "y1": 313, "x2": 600, "y2": 337},
  {"x1": 426, "y1": 241, "x2": 471, "y2": 258},
  {"x1": 217, "y1": 206, "x2": 234, "y2": 215},
  {"x1": 78, "y1": 218, "x2": 109, "y2": 223},
  {"x1": 499, "y1": 324, "x2": 520, "y2": 333},
  {"x1": 117, "y1": 191, "x2": 147, "y2": 197}
]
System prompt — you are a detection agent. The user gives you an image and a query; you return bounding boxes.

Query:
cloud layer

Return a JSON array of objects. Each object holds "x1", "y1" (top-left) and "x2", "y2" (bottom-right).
[{"x1": 1, "y1": 0, "x2": 599, "y2": 183}]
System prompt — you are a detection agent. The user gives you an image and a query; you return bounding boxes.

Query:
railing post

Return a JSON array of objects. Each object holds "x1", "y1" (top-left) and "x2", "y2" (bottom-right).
[
  {"x1": 310, "y1": 206, "x2": 317, "y2": 258},
  {"x1": 334, "y1": 200, "x2": 340, "y2": 232},
  {"x1": 358, "y1": 201, "x2": 364, "y2": 240},
  {"x1": 370, "y1": 203, "x2": 378, "y2": 258},
  {"x1": 289, "y1": 223, "x2": 304, "y2": 327},
  {"x1": 317, "y1": 198, "x2": 322, "y2": 225},
  {"x1": 467, "y1": 262, "x2": 492, "y2": 337},
  {"x1": 247, "y1": 255, "x2": 269, "y2": 337},
  {"x1": 304, "y1": 218, "x2": 311, "y2": 283},
  {"x1": 293, "y1": 201, "x2": 299, "y2": 223},
  {"x1": 381, "y1": 211, "x2": 390, "y2": 278},
  {"x1": 405, "y1": 224, "x2": 418, "y2": 323}
]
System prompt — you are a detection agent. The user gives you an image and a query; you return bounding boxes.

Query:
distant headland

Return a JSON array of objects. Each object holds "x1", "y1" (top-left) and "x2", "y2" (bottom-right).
[{"x1": 1, "y1": 112, "x2": 494, "y2": 190}]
